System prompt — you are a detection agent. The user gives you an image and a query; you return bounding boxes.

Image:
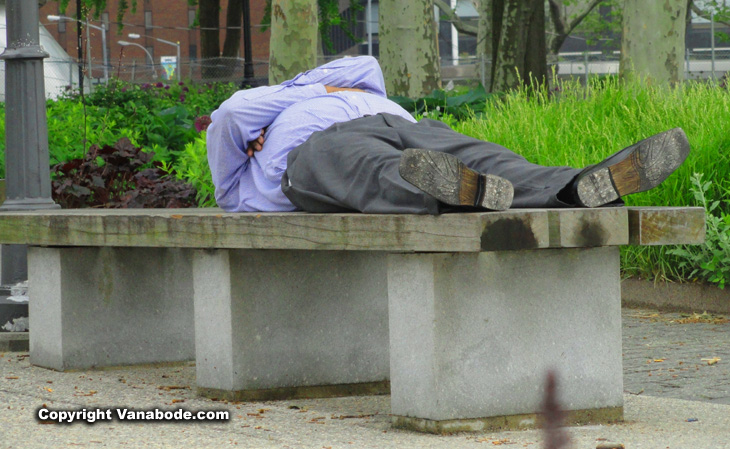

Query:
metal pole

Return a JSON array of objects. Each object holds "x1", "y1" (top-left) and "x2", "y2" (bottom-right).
[
  {"x1": 0, "y1": 0, "x2": 59, "y2": 289},
  {"x1": 584, "y1": 51, "x2": 589, "y2": 85},
  {"x1": 711, "y1": 13, "x2": 716, "y2": 80},
  {"x1": 86, "y1": 19, "x2": 93, "y2": 92},
  {"x1": 450, "y1": 0, "x2": 458, "y2": 66},
  {"x1": 177, "y1": 43, "x2": 182, "y2": 82},
  {"x1": 242, "y1": 0, "x2": 254, "y2": 82},
  {"x1": 101, "y1": 22, "x2": 109, "y2": 84},
  {"x1": 76, "y1": 3, "x2": 84, "y2": 93},
  {"x1": 367, "y1": 0, "x2": 372, "y2": 56},
  {"x1": 480, "y1": 54, "x2": 485, "y2": 88},
  {"x1": 120, "y1": 41, "x2": 158, "y2": 78}
]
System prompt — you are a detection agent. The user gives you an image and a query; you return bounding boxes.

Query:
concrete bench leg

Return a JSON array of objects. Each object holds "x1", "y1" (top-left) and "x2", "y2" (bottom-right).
[
  {"x1": 28, "y1": 247, "x2": 195, "y2": 370},
  {"x1": 193, "y1": 250, "x2": 390, "y2": 401},
  {"x1": 388, "y1": 247, "x2": 624, "y2": 433}
]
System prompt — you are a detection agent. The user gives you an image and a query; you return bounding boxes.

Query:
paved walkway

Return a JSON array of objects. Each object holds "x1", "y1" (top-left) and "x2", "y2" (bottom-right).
[
  {"x1": 622, "y1": 308, "x2": 730, "y2": 404},
  {"x1": 1, "y1": 307, "x2": 729, "y2": 448}
]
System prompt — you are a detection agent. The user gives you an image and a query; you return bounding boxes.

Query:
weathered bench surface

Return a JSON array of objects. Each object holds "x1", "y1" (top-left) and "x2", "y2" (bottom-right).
[{"x1": 0, "y1": 206, "x2": 705, "y2": 251}]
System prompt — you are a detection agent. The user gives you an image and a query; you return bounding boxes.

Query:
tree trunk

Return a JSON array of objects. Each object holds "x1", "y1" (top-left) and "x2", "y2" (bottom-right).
[
  {"x1": 524, "y1": 0, "x2": 547, "y2": 86},
  {"x1": 491, "y1": 0, "x2": 546, "y2": 92},
  {"x1": 379, "y1": 0, "x2": 441, "y2": 98},
  {"x1": 476, "y1": 0, "x2": 493, "y2": 88},
  {"x1": 220, "y1": 0, "x2": 244, "y2": 78},
  {"x1": 200, "y1": 0, "x2": 221, "y2": 79},
  {"x1": 268, "y1": 0, "x2": 319, "y2": 84},
  {"x1": 620, "y1": 0, "x2": 688, "y2": 85},
  {"x1": 222, "y1": 0, "x2": 243, "y2": 57}
]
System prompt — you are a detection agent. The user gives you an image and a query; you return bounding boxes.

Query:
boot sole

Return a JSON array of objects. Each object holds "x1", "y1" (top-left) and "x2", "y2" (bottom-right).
[
  {"x1": 399, "y1": 148, "x2": 514, "y2": 211},
  {"x1": 576, "y1": 128, "x2": 690, "y2": 208}
]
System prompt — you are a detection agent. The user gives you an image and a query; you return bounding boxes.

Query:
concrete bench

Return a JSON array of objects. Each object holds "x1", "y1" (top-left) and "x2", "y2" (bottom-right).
[{"x1": 0, "y1": 207, "x2": 704, "y2": 433}]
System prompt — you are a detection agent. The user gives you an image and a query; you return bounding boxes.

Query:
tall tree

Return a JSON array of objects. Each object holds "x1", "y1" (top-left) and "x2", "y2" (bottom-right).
[
  {"x1": 379, "y1": 0, "x2": 441, "y2": 97},
  {"x1": 620, "y1": 0, "x2": 688, "y2": 84},
  {"x1": 268, "y1": 0, "x2": 318, "y2": 84},
  {"x1": 547, "y1": 0, "x2": 604, "y2": 54},
  {"x1": 490, "y1": 0, "x2": 547, "y2": 92},
  {"x1": 475, "y1": 0, "x2": 493, "y2": 87}
]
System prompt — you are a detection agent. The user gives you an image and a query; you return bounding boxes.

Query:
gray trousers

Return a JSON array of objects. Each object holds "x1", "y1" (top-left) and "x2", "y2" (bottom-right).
[{"x1": 282, "y1": 113, "x2": 582, "y2": 214}]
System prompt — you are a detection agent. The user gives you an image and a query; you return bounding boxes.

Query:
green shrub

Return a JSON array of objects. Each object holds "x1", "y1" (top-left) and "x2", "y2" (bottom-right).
[
  {"x1": 172, "y1": 131, "x2": 216, "y2": 208},
  {"x1": 0, "y1": 80, "x2": 238, "y2": 179},
  {"x1": 669, "y1": 173, "x2": 730, "y2": 288}
]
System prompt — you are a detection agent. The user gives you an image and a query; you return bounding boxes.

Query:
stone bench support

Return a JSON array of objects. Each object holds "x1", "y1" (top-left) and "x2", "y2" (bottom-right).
[
  {"x1": 193, "y1": 249, "x2": 390, "y2": 400},
  {"x1": 388, "y1": 248, "x2": 624, "y2": 432},
  {"x1": 28, "y1": 247, "x2": 195, "y2": 370}
]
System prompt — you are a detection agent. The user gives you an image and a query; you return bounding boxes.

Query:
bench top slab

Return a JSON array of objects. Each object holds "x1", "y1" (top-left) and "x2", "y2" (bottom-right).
[{"x1": 0, "y1": 207, "x2": 704, "y2": 252}]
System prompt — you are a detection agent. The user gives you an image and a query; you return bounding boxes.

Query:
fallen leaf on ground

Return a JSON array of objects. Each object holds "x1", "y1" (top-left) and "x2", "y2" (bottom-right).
[
  {"x1": 74, "y1": 390, "x2": 98, "y2": 397},
  {"x1": 5, "y1": 376, "x2": 18, "y2": 380},
  {"x1": 701, "y1": 357, "x2": 721, "y2": 365},
  {"x1": 673, "y1": 312, "x2": 729, "y2": 324}
]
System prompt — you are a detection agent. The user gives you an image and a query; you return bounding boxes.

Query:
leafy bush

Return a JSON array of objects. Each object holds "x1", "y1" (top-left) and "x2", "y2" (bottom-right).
[
  {"x1": 390, "y1": 84, "x2": 494, "y2": 120},
  {"x1": 172, "y1": 131, "x2": 217, "y2": 208},
  {"x1": 51, "y1": 138, "x2": 197, "y2": 208},
  {"x1": 0, "y1": 80, "x2": 238, "y2": 179},
  {"x1": 669, "y1": 173, "x2": 730, "y2": 289}
]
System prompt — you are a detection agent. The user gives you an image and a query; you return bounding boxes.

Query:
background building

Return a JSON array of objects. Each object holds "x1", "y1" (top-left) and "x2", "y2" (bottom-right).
[{"x1": 39, "y1": 0, "x2": 271, "y2": 84}]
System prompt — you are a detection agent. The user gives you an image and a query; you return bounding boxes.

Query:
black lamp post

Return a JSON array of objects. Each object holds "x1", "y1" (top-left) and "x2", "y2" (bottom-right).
[{"x1": 0, "y1": 0, "x2": 58, "y2": 291}]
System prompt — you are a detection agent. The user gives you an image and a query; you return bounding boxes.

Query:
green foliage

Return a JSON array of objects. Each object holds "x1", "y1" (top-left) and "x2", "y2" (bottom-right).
[
  {"x1": 0, "y1": 80, "x2": 237, "y2": 181},
  {"x1": 568, "y1": 0, "x2": 622, "y2": 49},
  {"x1": 261, "y1": 0, "x2": 363, "y2": 52},
  {"x1": 669, "y1": 173, "x2": 730, "y2": 289},
  {"x1": 51, "y1": 137, "x2": 197, "y2": 208},
  {"x1": 389, "y1": 85, "x2": 495, "y2": 120},
  {"x1": 57, "y1": 0, "x2": 137, "y2": 32},
  {"x1": 427, "y1": 77, "x2": 730, "y2": 282},
  {"x1": 172, "y1": 132, "x2": 217, "y2": 207}
]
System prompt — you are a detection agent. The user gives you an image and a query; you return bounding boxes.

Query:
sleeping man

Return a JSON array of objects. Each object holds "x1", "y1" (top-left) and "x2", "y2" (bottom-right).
[{"x1": 206, "y1": 56, "x2": 689, "y2": 214}]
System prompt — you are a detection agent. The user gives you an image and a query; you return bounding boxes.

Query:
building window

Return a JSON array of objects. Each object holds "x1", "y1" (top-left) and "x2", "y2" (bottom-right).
[
  {"x1": 147, "y1": 46, "x2": 155, "y2": 60},
  {"x1": 102, "y1": 12, "x2": 110, "y2": 31},
  {"x1": 189, "y1": 44, "x2": 197, "y2": 60},
  {"x1": 58, "y1": 19, "x2": 66, "y2": 33},
  {"x1": 145, "y1": 11, "x2": 153, "y2": 29},
  {"x1": 188, "y1": 9, "x2": 197, "y2": 27}
]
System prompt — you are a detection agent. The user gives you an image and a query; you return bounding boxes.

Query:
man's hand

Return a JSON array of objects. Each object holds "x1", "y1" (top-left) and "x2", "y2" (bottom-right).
[
  {"x1": 324, "y1": 85, "x2": 367, "y2": 94},
  {"x1": 246, "y1": 129, "x2": 265, "y2": 157}
]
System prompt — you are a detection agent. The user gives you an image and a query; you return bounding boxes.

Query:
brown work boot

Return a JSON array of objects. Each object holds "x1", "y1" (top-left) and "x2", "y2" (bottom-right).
[
  {"x1": 572, "y1": 128, "x2": 690, "y2": 207},
  {"x1": 398, "y1": 148, "x2": 514, "y2": 211}
]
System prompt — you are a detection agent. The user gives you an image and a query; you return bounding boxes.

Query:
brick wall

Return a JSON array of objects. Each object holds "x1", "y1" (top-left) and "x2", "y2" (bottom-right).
[{"x1": 40, "y1": 0, "x2": 270, "y2": 80}]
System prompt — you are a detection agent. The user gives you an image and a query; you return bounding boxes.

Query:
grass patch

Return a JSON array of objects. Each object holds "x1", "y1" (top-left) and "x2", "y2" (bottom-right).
[{"x1": 437, "y1": 77, "x2": 730, "y2": 281}]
